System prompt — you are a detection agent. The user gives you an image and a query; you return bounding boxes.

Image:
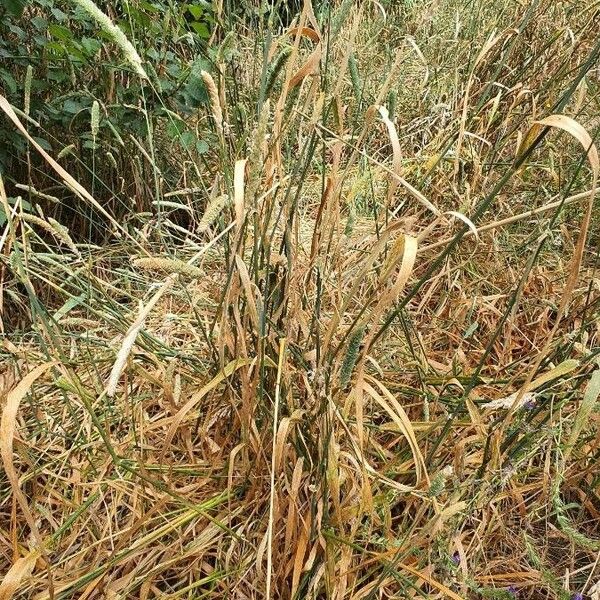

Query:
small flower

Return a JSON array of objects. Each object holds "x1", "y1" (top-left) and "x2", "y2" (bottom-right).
[
  {"x1": 523, "y1": 399, "x2": 536, "y2": 410},
  {"x1": 451, "y1": 551, "x2": 460, "y2": 565},
  {"x1": 507, "y1": 585, "x2": 517, "y2": 596},
  {"x1": 572, "y1": 593, "x2": 583, "y2": 600}
]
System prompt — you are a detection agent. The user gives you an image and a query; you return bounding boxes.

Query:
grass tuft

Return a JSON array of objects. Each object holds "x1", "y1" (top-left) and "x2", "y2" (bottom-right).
[{"x1": 1, "y1": 1, "x2": 600, "y2": 598}]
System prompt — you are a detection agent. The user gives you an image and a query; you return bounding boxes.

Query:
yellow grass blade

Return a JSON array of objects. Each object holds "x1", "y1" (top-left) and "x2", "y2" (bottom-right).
[
  {"x1": 0, "y1": 550, "x2": 41, "y2": 600},
  {"x1": 504, "y1": 115, "x2": 598, "y2": 419},
  {"x1": 234, "y1": 159, "x2": 247, "y2": 232},
  {"x1": 363, "y1": 375, "x2": 427, "y2": 484},
  {"x1": 106, "y1": 275, "x2": 176, "y2": 397},
  {"x1": 159, "y1": 358, "x2": 257, "y2": 462},
  {"x1": 266, "y1": 337, "x2": 287, "y2": 599},
  {"x1": 1, "y1": 362, "x2": 57, "y2": 594},
  {"x1": 399, "y1": 561, "x2": 466, "y2": 600},
  {"x1": 378, "y1": 105, "x2": 402, "y2": 206}
]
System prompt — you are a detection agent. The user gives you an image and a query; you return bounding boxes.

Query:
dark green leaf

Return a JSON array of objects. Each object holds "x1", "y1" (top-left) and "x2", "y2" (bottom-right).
[
  {"x1": 180, "y1": 131, "x2": 196, "y2": 149},
  {"x1": 51, "y1": 7, "x2": 68, "y2": 21},
  {"x1": 146, "y1": 47, "x2": 160, "y2": 60},
  {"x1": 190, "y1": 21, "x2": 210, "y2": 38},
  {"x1": 62, "y1": 99, "x2": 85, "y2": 114},
  {"x1": 2, "y1": 0, "x2": 28, "y2": 18},
  {"x1": 167, "y1": 120, "x2": 186, "y2": 138},
  {"x1": 196, "y1": 139, "x2": 209, "y2": 154},
  {"x1": 187, "y1": 5, "x2": 203, "y2": 19},
  {"x1": 48, "y1": 23, "x2": 73, "y2": 42},
  {"x1": 32, "y1": 136, "x2": 52, "y2": 151},
  {"x1": 8, "y1": 24, "x2": 26, "y2": 39},
  {"x1": 81, "y1": 37, "x2": 102, "y2": 56},
  {"x1": 0, "y1": 69, "x2": 17, "y2": 94},
  {"x1": 183, "y1": 75, "x2": 208, "y2": 105},
  {"x1": 31, "y1": 16, "x2": 47, "y2": 30}
]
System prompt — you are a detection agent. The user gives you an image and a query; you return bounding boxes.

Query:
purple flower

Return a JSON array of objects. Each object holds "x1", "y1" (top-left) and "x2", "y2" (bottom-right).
[
  {"x1": 572, "y1": 594, "x2": 583, "y2": 600},
  {"x1": 523, "y1": 399, "x2": 536, "y2": 410},
  {"x1": 507, "y1": 585, "x2": 517, "y2": 596},
  {"x1": 451, "y1": 551, "x2": 460, "y2": 565}
]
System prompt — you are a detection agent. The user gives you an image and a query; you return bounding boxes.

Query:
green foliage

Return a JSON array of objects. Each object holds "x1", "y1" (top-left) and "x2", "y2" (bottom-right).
[
  {"x1": 0, "y1": 0, "x2": 218, "y2": 228},
  {"x1": 0, "y1": 0, "x2": 28, "y2": 17}
]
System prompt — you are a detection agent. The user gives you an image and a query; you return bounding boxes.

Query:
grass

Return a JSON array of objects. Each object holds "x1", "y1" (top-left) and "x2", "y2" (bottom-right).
[{"x1": 1, "y1": 0, "x2": 600, "y2": 598}]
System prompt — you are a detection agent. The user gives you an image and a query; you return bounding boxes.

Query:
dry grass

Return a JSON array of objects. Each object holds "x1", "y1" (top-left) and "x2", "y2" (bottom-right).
[{"x1": 1, "y1": 1, "x2": 600, "y2": 599}]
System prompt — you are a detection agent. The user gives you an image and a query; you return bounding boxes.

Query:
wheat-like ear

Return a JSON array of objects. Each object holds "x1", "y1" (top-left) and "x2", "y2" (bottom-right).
[
  {"x1": 48, "y1": 218, "x2": 81, "y2": 257},
  {"x1": 246, "y1": 101, "x2": 270, "y2": 202},
  {"x1": 19, "y1": 212, "x2": 56, "y2": 237},
  {"x1": 133, "y1": 257, "x2": 204, "y2": 278},
  {"x1": 15, "y1": 184, "x2": 60, "y2": 204},
  {"x1": 91, "y1": 101, "x2": 100, "y2": 142},
  {"x1": 198, "y1": 194, "x2": 229, "y2": 233},
  {"x1": 24, "y1": 65, "x2": 33, "y2": 116},
  {"x1": 57, "y1": 144, "x2": 76, "y2": 159},
  {"x1": 339, "y1": 326, "x2": 365, "y2": 388},
  {"x1": 19, "y1": 213, "x2": 80, "y2": 256},
  {"x1": 266, "y1": 47, "x2": 293, "y2": 96},
  {"x1": 331, "y1": 0, "x2": 355, "y2": 35},
  {"x1": 106, "y1": 276, "x2": 176, "y2": 397},
  {"x1": 105, "y1": 151, "x2": 118, "y2": 170},
  {"x1": 71, "y1": 0, "x2": 148, "y2": 79},
  {"x1": 201, "y1": 70, "x2": 224, "y2": 137},
  {"x1": 348, "y1": 52, "x2": 361, "y2": 101}
]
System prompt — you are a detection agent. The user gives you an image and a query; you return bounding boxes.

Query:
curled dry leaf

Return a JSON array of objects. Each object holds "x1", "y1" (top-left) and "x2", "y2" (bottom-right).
[{"x1": 0, "y1": 550, "x2": 41, "y2": 600}]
